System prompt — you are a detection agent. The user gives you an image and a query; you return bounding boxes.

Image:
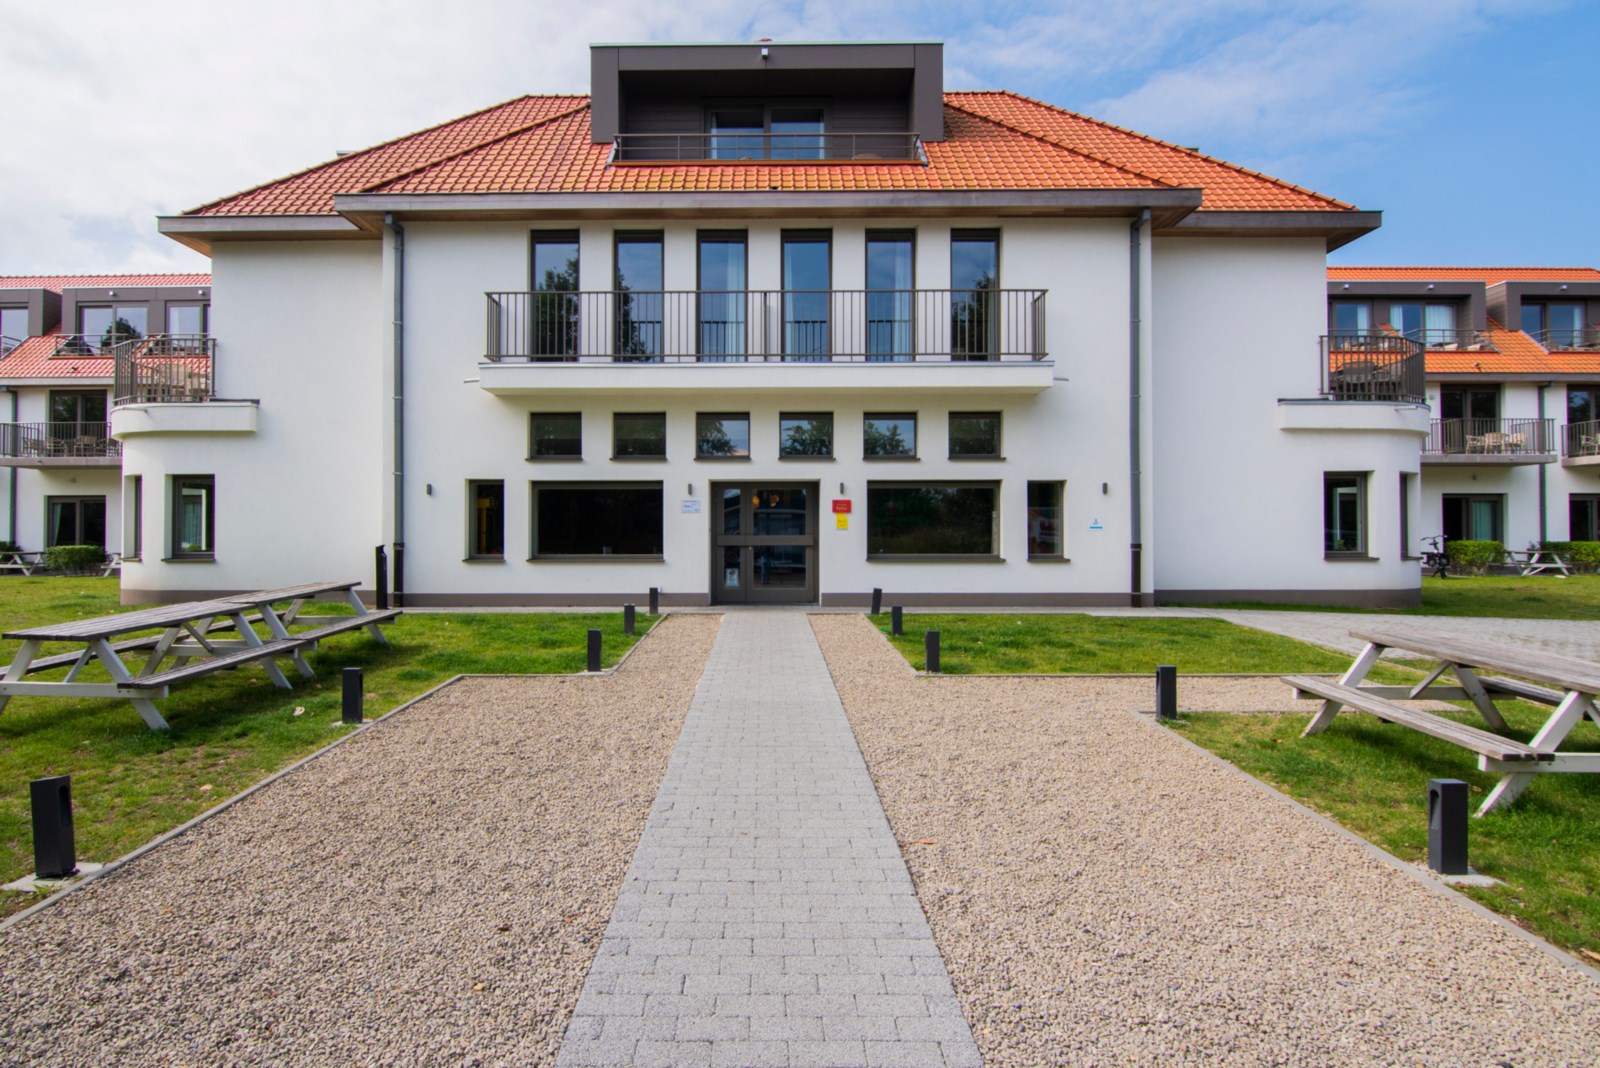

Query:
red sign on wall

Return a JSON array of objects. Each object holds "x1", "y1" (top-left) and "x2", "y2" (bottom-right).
[{"x1": 831, "y1": 499, "x2": 852, "y2": 513}]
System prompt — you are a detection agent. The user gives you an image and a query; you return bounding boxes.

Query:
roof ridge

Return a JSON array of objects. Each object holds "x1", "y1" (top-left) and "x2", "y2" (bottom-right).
[
  {"x1": 955, "y1": 89, "x2": 1353, "y2": 211},
  {"x1": 360, "y1": 101, "x2": 593, "y2": 195},
  {"x1": 940, "y1": 98, "x2": 1177, "y2": 190},
  {"x1": 182, "y1": 95, "x2": 583, "y2": 216}
]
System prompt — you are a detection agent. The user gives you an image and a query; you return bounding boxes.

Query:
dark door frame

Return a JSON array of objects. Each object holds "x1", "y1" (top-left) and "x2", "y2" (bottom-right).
[{"x1": 710, "y1": 480, "x2": 819, "y2": 604}]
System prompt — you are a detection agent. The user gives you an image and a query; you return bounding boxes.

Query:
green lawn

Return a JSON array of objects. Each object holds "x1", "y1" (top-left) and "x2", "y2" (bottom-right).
[
  {"x1": 1206, "y1": 575, "x2": 1600, "y2": 620},
  {"x1": 873, "y1": 613, "x2": 1361, "y2": 674},
  {"x1": 1176, "y1": 707, "x2": 1600, "y2": 958},
  {"x1": 0, "y1": 578, "x2": 654, "y2": 912}
]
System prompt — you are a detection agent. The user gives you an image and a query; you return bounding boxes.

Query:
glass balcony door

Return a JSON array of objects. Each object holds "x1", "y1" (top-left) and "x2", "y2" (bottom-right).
[
  {"x1": 782, "y1": 231, "x2": 830, "y2": 361},
  {"x1": 614, "y1": 232, "x2": 664, "y2": 360},
  {"x1": 698, "y1": 232, "x2": 747, "y2": 360},
  {"x1": 530, "y1": 232, "x2": 579, "y2": 359},
  {"x1": 866, "y1": 232, "x2": 914, "y2": 361},
  {"x1": 951, "y1": 231, "x2": 999, "y2": 360}
]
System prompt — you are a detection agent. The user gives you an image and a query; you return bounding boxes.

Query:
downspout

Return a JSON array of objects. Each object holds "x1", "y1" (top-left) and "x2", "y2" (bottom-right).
[
  {"x1": 4, "y1": 386, "x2": 15, "y2": 544},
  {"x1": 1128, "y1": 208, "x2": 1149, "y2": 606},
  {"x1": 387, "y1": 213, "x2": 406, "y2": 607},
  {"x1": 1537, "y1": 382, "x2": 1550, "y2": 545}
]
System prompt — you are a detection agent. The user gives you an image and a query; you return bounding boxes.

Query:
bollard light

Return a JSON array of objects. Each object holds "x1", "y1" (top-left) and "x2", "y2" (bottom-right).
[
  {"x1": 871, "y1": 587, "x2": 883, "y2": 615},
  {"x1": 1155, "y1": 665, "x2": 1178, "y2": 721},
  {"x1": 925, "y1": 630, "x2": 941, "y2": 674},
  {"x1": 587, "y1": 629, "x2": 602, "y2": 673},
  {"x1": 891, "y1": 605, "x2": 903, "y2": 636},
  {"x1": 31, "y1": 775, "x2": 76, "y2": 879},
  {"x1": 648, "y1": 587, "x2": 660, "y2": 615},
  {"x1": 624, "y1": 604, "x2": 636, "y2": 636},
  {"x1": 342, "y1": 666, "x2": 364, "y2": 725},
  {"x1": 374, "y1": 545, "x2": 389, "y2": 611},
  {"x1": 1428, "y1": 778, "x2": 1469, "y2": 875}
]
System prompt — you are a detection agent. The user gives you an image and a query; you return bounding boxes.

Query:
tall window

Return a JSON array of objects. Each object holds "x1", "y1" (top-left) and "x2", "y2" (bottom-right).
[
  {"x1": 698, "y1": 232, "x2": 747, "y2": 359},
  {"x1": 1399, "y1": 473, "x2": 1415, "y2": 558},
  {"x1": 951, "y1": 231, "x2": 998, "y2": 360},
  {"x1": 78, "y1": 304, "x2": 148, "y2": 353},
  {"x1": 125, "y1": 475, "x2": 143, "y2": 559},
  {"x1": 779, "y1": 413, "x2": 833, "y2": 458},
  {"x1": 1571, "y1": 495, "x2": 1600, "y2": 542},
  {"x1": 1323, "y1": 473, "x2": 1367, "y2": 556},
  {"x1": 1027, "y1": 482, "x2": 1064, "y2": 559},
  {"x1": 530, "y1": 231, "x2": 580, "y2": 357},
  {"x1": 532, "y1": 483, "x2": 664, "y2": 557},
  {"x1": 866, "y1": 232, "x2": 914, "y2": 361},
  {"x1": 171, "y1": 476, "x2": 214, "y2": 558},
  {"x1": 47, "y1": 496, "x2": 106, "y2": 549},
  {"x1": 867, "y1": 483, "x2": 998, "y2": 557},
  {"x1": 468, "y1": 481, "x2": 505, "y2": 558},
  {"x1": 782, "y1": 231, "x2": 830, "y2": 360},
  {"x1": 1442, "y1": 494, "x2": 1502, "y2": 543},
  {"x1": 614, "y1": 232, "x2": 663, "y2": 360}
]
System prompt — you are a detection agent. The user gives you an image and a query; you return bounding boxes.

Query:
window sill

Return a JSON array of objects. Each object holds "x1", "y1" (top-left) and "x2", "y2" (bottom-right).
[
  {"x1": 949, "y1": 455, "x2": 1005, "y2": 462},
  {"x1": 463, "y1": 555, "x2": 506, "y2": 563},
  {"x1": 1028, "y1": 555, "x2": 1070, "y2": 563},
  {"x1": 611, "y1": 455, "x2": 668, "y2": 462},
  {"x1": 778, "y1": 455, "x2": 835, "y2": 461},
  {"x1": 527, "y1": 554, "x2": 666, "y2": 563},
  {"x1": 120, "y1": 556, "x2": 141, "y2": 564},
  {"x1": 867, "y1": 554, "x2": 1005, "y2": 563},
  {"x1": 162, "y1": 555, "x2": 216, "y2": 564},
  {"x1": 1401, "y1": 554, "x2": 1422, "y2": 561},
  {"x1": 694, "y1": 455, "x2": 751, "y2": 462},
  {"x1": 527, "y1": 455, "x2": 583, "y2": 462},
  {"x1": 1325, "y1": 553, "x2": 1378, "y2": 562},
  {"x1": 863, "y1": 455, "x2": 919, "y2": 462}
]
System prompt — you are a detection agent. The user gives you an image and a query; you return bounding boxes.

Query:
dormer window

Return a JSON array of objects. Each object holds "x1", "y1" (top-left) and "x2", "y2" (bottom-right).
[{"x1": 708, "y1": 105, "x2": 825, "y2": 160}]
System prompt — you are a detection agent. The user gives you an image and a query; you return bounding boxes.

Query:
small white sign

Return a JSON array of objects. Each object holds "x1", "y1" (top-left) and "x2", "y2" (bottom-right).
[
  {"x1": 681, "y1": 499, "x2": 701, "y2": 514},
  {"x1": 1089, "y1": 518, "x2": 1104, "y2": 530}
]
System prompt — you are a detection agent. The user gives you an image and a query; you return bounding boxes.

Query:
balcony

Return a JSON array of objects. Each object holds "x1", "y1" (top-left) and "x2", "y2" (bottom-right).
[
  {"x1": 611, "y1": 132, "x2": 923, "y2": 163},
  {"x1": 110, "y1": 335, "x2": 215, "y2": 405},
  {"x1": 1423, "y1": 418, "x2": 1555, "y2": 465},
  {"x1": 1320, "y1": 334, "x2": 1425, "y2": 404},
  {"x1": 1419, "y1": 328, "x2": 1497, "y2": 352},
  {"x1": 1533, "y1": 327, "x2": 1600, "y2": 351},
  {"x1": 0, "y1": 422, "x2": 120, "y2": 467},
  {"x1": 1563, "y1": 420, "x2": 1600, "y2": 467},
  {"x1": 479, "y1": 289, "x2": 1053, "y2": 396}
]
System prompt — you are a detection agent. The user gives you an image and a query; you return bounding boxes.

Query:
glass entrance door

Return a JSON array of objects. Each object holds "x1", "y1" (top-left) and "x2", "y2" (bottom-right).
[{"x1": 712, "y1": 483, "x2": 817, "y2": 603}]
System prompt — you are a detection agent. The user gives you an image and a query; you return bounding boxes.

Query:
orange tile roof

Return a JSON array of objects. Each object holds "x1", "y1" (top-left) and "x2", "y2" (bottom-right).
[
  {"x1": 1425, "y1": 320, "x2": 1600, "y2": 375},
  {"x1": 189, "y1": 93, "x2": 1357, "y2": 216},
  {"x1": 0, "y1": 273, "x2": 211, "y2": 293},
  {"x1": 0, "y1": 334, "x2": 113, "y2": 381},
  {"x1": 1330, "y1": 267, "x2": 1600, "y2": 284}
]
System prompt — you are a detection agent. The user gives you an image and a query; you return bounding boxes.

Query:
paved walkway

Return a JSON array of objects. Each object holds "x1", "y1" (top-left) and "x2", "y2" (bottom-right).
[
  {"x1": 558, "y1": 613, "x2": 980, "y2": 1068},
  {"x1": 1194, "y1": 608, "x2": 1600, "y2": 661}
]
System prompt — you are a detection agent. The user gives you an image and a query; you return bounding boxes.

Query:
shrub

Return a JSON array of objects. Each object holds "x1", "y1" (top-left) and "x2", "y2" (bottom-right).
[
  {"x1": 1567, "y1": 542, "x2": 1600, "y2": 574},
  {"x1": 44, "y1": 544, "x2": 107, "y2": 575},
  {"x1": 1447, "y1": 539, "x2": 1504, "y2": 576}
]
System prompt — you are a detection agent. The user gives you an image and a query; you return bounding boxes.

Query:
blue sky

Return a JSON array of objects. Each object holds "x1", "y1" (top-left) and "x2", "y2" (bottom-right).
[{"x1": 1, "y1": 0, "x2": 1593, "y2": 273}]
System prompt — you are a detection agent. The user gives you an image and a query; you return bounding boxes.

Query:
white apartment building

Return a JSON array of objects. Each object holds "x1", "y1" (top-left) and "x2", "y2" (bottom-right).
[{"x1": 115, "y1": 41, "x2": 1425, "y2": 608}]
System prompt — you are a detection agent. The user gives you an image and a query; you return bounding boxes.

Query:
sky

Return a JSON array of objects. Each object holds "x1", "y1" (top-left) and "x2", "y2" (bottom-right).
[{"x1": 2, "y1": 0, "x2": 1595, "y2": 275}]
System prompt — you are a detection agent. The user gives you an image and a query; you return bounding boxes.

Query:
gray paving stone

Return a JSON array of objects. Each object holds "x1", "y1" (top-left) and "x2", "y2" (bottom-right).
[{"x1": 557, "y1": 613, "x2": 978, "y2": 1068}]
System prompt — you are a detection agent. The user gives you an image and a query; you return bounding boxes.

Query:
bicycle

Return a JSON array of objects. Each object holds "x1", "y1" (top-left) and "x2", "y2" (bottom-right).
[{"x1": 1421, "y1": 534, "x2": 1449, "y2": 579}]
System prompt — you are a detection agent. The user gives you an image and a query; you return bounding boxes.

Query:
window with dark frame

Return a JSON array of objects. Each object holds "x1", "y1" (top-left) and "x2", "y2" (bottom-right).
[
  {"x1": 695, "y1": 413, "x2": 751, "y2": 458},
  {"x1": 77, "y1": 304, "x2": 148, "y2": 354},
  {"x1": 127, "y1": 475, "x2": 142, "y2": 559},
  {"x1": 779, "y1": 413, "x2": 833, "y2": 458},
  {"x1": 698, "y1": 232, "x2": 747, "y2": 359},
  {"x1": 1571, "y1": 495, "x2": 1600, "y2": 542},
  {"x1": 532, "y1": 483, "x2": 664, "y2": 557},
  {"x1": 865, "y1": 231, "x2": 915, "y2": 361},
  {"x1": 468, "y1": 480, "x2": 505, "y2": 558},
  {"x1": 530, "y1": 412, "x2": 582, "y2": 458},
  {"x1": 614, "y1": 412, "x2": 667, "y2": 458},
  {"x1": 530, "y1": 231, "x2": 580, "y2": 357},
  {"x1": 0, "y1": 306, "x2": 28, "y2": 353},
  {"x1": 165, "y1": 303, "x2": 209, "y2": 336},
  {"x1": 614, "y1": 232, "x2": 664, "y2": 360},
  {"x1": 949, "y1": 412, "x2": 1001, "y2": 458},
  {"x1": 782, "y1": 231, "x2": 831, "y2": 360},
  {"x1": 1442, "y1": 494, "x2": 1503, "y2": 543},
  {"x1": 706, "y1": 104, "x2": 825, "y2": 160},
  {"x1": 1399, "y1": 473, "x2": 1415, "y2": 558},
  {"x1": 1323, "y1": 473, "x2": 1367, "y2": 556},
  {"x1": 863, "y1": 412, "x2": 916, "y2": 458},
  {"x1": 950, "y1": 230, "x2": 999, "y2": 361},
  {"x1": 171, "y1": 475, "x2": 214, "y2": 559},
  {"x1": 46, "y1": 496, "x2": 106, "y2": 549},
  {"x1": 1027, "y1": 481, "x2": 1064, "y2": 558},
  {"x1": 867, "y1": 482, "x2": 997, "y2": 557}
]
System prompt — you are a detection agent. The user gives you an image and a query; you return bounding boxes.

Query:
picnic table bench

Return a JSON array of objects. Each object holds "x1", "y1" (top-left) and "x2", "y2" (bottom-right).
[
  {"x1": 0, "y1": 549, "x2": 44, "y2": 575},
  {"x1": 1283, "y1": 628, "x2": 1600, "y2": 816},
  {"x1": 0, "y1": 581, "x2": 399, "y2": 731},
  {"x1": 1502, "y1": 548, "x2": 1571, "y2": 577}
]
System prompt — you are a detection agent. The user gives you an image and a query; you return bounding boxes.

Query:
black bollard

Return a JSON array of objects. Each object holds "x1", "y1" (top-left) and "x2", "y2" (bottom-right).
[
  {"x1": 648, "y1": 587, "x2": 660, "y2": 615},
  {"x1": 342, "y1": 666, "x2": 364, "y2": 725},
  {"x1": 871, "y1": 587, "x2": 883, "y2": 615},
  {"x1": 891, "y1": 605, "x2": 903, "y2": 636},
  {"x1": 1428, "y1": 778, "x2": 1469, "y2": 875},
  {"x1": 1155, "y1": 665, "x2": 1178, "y2": 721},
  {"x1": 587, "y1": 629, "x2": 602, "y2": 672},
  {"x1": 624, "y1": 604, "x2": 636, "y2": 636},
  {"x1": 374, "y1": 545, "x2": 389, "y2": 611},
  {"x1": 31, "y1": 775, "x2": 76, "y2": 879},
  {"x1": 925, "y1": 630, "x2": 941, "y2": 674}
]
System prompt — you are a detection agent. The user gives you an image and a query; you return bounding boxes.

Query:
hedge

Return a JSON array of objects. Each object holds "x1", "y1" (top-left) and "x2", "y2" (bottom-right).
[
  {"x1": 43, "y1": 544, "x2": 108, "y2": 575},
  {"x1": 1539, "y1": 540, "x2": 1600, "y2": 574},
  {"x1": 1446, "y1": 539, "x2": 1504, "y2": 575}
]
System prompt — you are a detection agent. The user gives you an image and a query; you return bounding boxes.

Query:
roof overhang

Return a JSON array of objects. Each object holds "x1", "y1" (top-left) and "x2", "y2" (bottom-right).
[
  {"x1": 157, "y1": 214, "x2": 370, "y2": 256},
  {"x1": 1161, "y1": 210, "x2": 1382, "y2": 252}
]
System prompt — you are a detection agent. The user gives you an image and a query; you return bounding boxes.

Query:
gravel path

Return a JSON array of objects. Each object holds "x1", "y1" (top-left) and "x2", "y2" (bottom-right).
[
  {"x1": 0, "y1": 614, "x2": 720, "y2": 1068},
  {"x1": 813, "y1": 614, "x2": 1600, "y2": 1067}
]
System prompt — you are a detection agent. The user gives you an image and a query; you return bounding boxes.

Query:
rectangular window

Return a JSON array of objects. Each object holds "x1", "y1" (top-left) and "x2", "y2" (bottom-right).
[
  {"x1": 1387, "y1": 302, "x2": 1457, "y2": 344},
  {"x1": 782, "y1": 231, "x2": 831, "y2": 360},
  {"x1": 1442, "y1": 494, "x2": 1503, "y2": 543},
  {"x1": 864, "y1": 412, "x2": 916, "y2": 458},
  {"x1": 696, "y1": 412, "x2": 750, "y2": 458},
  {"x1": 708, "y1": 109, "x2": 764, "y2": 160},
  {"x1": 949, "y1": 412, "x2": 1001, "y2": 458},
  {"x1": 78, "y1": 304, "x2": 148, "y2": 353},
  {"x1": 698, "y1": 232, "x2": 747, "y2": 359},
  {"x1": 165, "y1": 303, "x2": 209, "y2": 336},
  {"x1": 1323, "y1": 473, "x2": 1367, "y2": 556},
  {"x1": 614, "y1": 232, "x2": 664, "y2": 360},
  {"x1": 866, "y1": 231, "x2": 915, "y2": 361},
  {"x1": 951, "y1": 230, "x2": 999, "y2": 361},
  {"x1": 1399, "y1": 473, "x2": 1415, "y2": 558},
  {"x1": 1330, "y1": 302, "x2": 1370, "y2": 337},
  {"x1": 770, "y1": 107, "x2": 825, "y2": 160},
  {"x1": 532, "y1": 483, "x2": 664, "y2": 557},
  {"x1": 868, "y1": 483, "x2": 998, "y2": 557},
  {"x1": 614, "y1": 412, "x2": 666, "y2": 458},
  {"x1": 171, "y1": 475, "x2": 214, "y2": 558},
  {"x1": 1571, "y1": 495, "x2": 1600, "y2": 542},
  {"x1": 47, "y1": 391, "x2": 108, "y2": 444},
  {"x1": 1568, "y1": 384, "x2": 1600, "y2": 425},
  {"x1": 126, "y1": 476, "x2": 143, "y2": 559},
  {"x1": 468, "y1": 480, "x2": 505, "y2": 558},
  {"x1": 46, "y1": 496, "x2": 107, "y2": 549},
  {"x1": 1027, "y1": 481, "x2": 1064, "y2": 559},
  {"x1": 530, "y1": 231, "x2": 580, "y2": 357},
  {"x1": 0, "y1": 306, "x2": 27, "y2": 353},
  {"x1": 530, "y1": 412, "x2": 582, "y2": 459},
  {"x1": 779, "y1": 412, "x2": 833, "y2": 458}
]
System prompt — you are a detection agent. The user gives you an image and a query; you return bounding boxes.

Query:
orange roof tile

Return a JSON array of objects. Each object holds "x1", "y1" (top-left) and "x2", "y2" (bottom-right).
[
  {"x1": 0, "y1": 334, "x2": 113, "y2": 381},
  {"x1": 1425, "y1": 320, "x2": 1600, "y2": 375},
  {"x1": 188, "y1": 92, "x2": 1358, "y2": 217},
  {"x1": 1330, "y1": 267, "x2": 1600, "y2": 284},
  {"x1": 0, "y1": 273, "x2": 211, "y2": 293}
]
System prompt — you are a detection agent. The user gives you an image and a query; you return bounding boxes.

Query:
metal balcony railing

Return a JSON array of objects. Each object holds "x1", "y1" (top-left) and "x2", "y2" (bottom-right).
[
  {"x1": 484, "y1": 289, "x2": 1048, "y2": 363},
  {"x1": 1415, "y1": 327, "x2": 1497, "y2": 351},
  {"x1": 611, "y1": 132, "x2": 923, "y2": 163},
  {"x1": 111, "y1": 334, "x2": 215, "y2": 404},
  {"x1": 1533, "y1": 326, "x2": 1600, "y2": 351},
  {"x1": 0, "y1": 422, "x2": 120, "y2": 461},
  {"x1": 1320, "y1": 334, "x2": 1426, "y2": 403},
  {"x1": 1425, "y1": 418, "x2": 1554, "y2": 456},
  {"x1": 1564, "y1": 420, "x2": 1600, "y2": 459},
  {"x1": 0, "y1": 335, "x2": 21, "y2": 357}
]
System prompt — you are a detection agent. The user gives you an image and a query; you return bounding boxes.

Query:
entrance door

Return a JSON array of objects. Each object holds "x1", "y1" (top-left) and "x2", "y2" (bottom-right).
[{"x1": 712, "y1": 482, "x2": 818, "y2": 603}]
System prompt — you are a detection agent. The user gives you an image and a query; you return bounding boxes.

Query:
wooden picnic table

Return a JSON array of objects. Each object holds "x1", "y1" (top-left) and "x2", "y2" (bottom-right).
[
  {"x1": 0, "y1": 581, "x2": 399, "y2": 731},
  {"x1": 1503, "y1": 548, "x2": 1570, "y2": 577},
  {"x1": 0, "y1": 549, "x2": 44, "y2": 576},
  {"x1": 1284, "y1": 628, "x2": 1600, "y2": 816}
]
